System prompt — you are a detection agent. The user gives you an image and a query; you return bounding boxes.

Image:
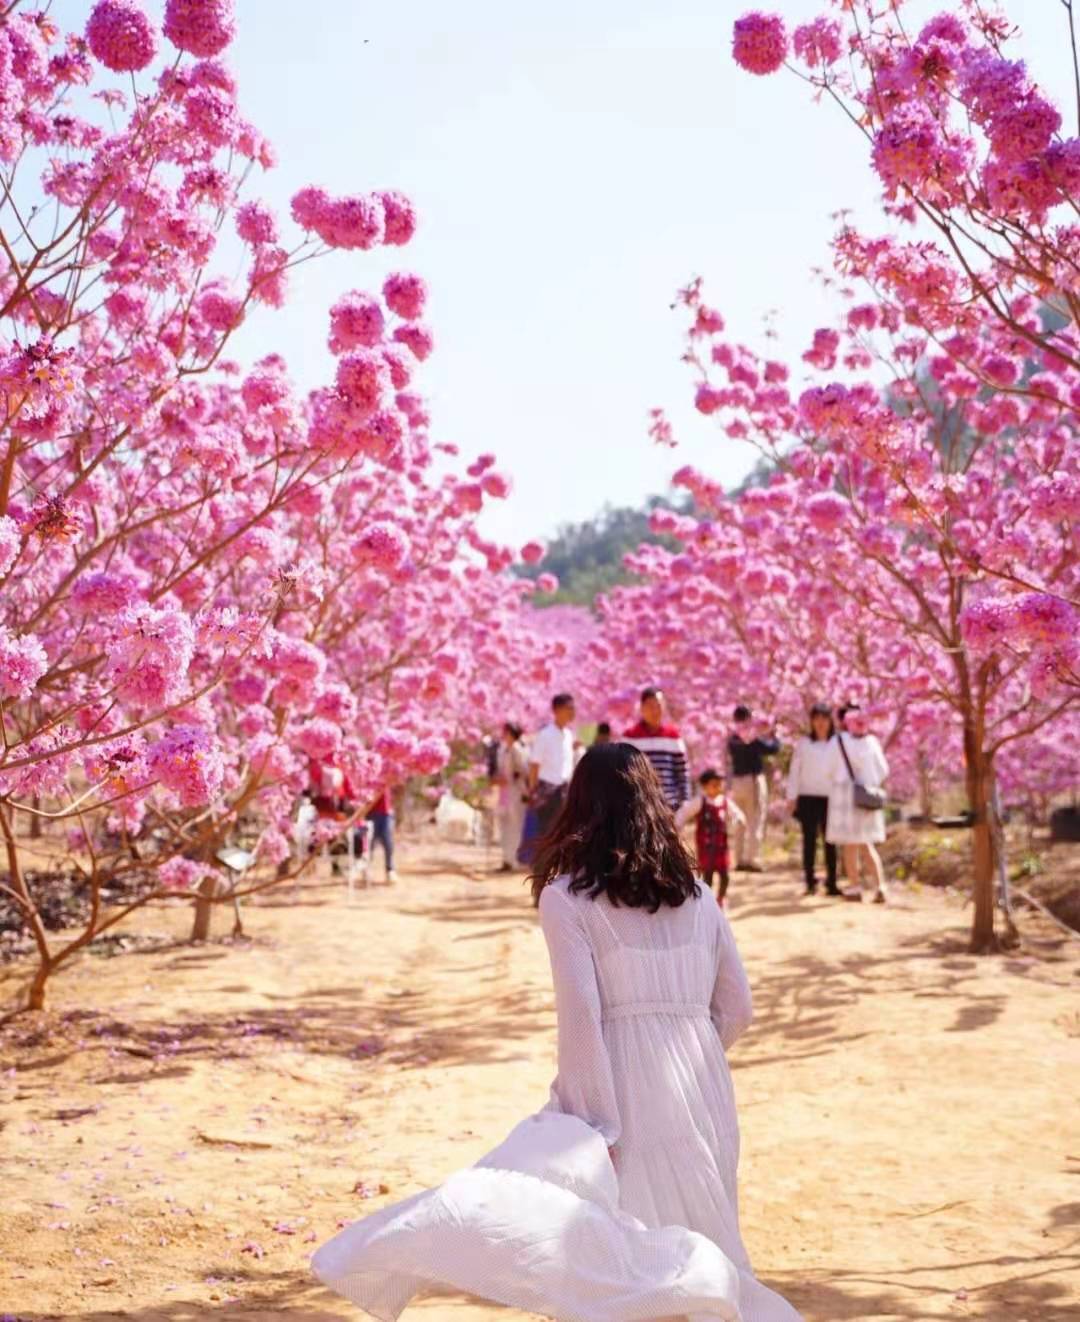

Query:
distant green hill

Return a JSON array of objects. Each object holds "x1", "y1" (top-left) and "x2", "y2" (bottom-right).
[{"x1": 515, "y1": 495, "x2": 690, "y2": 607}]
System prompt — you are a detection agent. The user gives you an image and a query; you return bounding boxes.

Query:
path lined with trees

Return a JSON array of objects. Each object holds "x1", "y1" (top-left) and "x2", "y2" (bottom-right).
[{"x1": 3, "y1": 844, "x2": 1077, "y2": 1321}]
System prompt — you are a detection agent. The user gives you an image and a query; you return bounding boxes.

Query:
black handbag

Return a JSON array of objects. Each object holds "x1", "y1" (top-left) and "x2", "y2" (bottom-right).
[{"x1": 838, "y1": 736, "x2": 887, "y2": 812}]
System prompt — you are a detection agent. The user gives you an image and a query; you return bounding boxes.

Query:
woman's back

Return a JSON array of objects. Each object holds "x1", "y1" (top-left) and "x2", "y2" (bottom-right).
[
  {"x1": 541, "y1": 873, "x2": 749, "y2": 1030},
  {"x1": 539, "y1": 877, "x2": 754, "y2": 1251}
]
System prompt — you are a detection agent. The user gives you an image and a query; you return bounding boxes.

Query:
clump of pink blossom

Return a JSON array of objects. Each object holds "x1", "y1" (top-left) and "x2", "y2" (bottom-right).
[
  {"x1": 481, "y1": 471, "x2": 511, "y2": 498},
  {"x1": 291, "y1": 188, "x2": 386, "y2": 250},
  {"x1": 732, "y1": 12, "x2": 788, "y2": 76},
  {"x1": 392, "y1": 323, "x2": 434, "y2": 362},
  {"x1": 235, "y1": 200, "x2": 279, "y2": 247},
  {"x1": 805, "y1": 491, "x2": 848, "y2": 532},
  {"x1": 520, "y1": 541, "x2": 545, "y2": 565},
  {"x1": 374, "y1": 730, "x2": 416, "y2": 764},
  {"x1": 336, "y1": 348, "x2": 391, "y2": 416},
  {"x1": 86, "y1": 0, "x2": 159, "y2": 72},
  {"x1": 352, "y1": 521, "x2": 409, "y2": 570},
  {"x1": 1012, "y1": 593, "x2": 1076, "y2": 647},
  {"x1": 412, "y1": 736, "x2": 450, "y2": 776},
  {"x1": 71, "y1": 570, "x2": 142, "y2": 616},
  {"x1": 147, "y1": 725, "x2": 225, "y2": 807},
  {"x1": 451, "y1": 482, "x2": 483, "y2": 515},
  {"x1": 163, "y1": 0, "x2": 236, "y2": 58},
  {"x1": 293, "y1": 717, "x2": 342, "y2": 761},
  {"x1": 382, "y1": 272, "x2": 428, "y2": 321},
  {"x1": 159, "y1": 856, "x2": 207, "y2": 890},
  {"x1": 272, "y1": 636, "x2": 326, "y2": 685},
  {"x1": 872, "y1": 102, "x2": 972, "y2": 194},
  {"x1": 382, "y1": 345, "x2": 413, "y2": 390},
  {"x1": 536, "y1": 573, "x2": 560, "y2": 594},
  {"x1": 108, "y1": 605, "x2": 196, "y2": 709},
  {"x1": 792, "y1": 16, "x2": 842, "y2": 67},
  {"x1": 959, "y1": 597, "x2": 1016, "y2": 653},
  {"x1": 988, "y1": 95, "x2": 1061, "y2": 164},
  {"x1": 378, "y1": 190, "x2": 418, "y2": 245},
  {"x1": 0, "y1": 515, "x2": 20, "y2": 576},
  {"x1": 198, "y1": 286, "x2": 244, "y2": 332},
  {"x1": 329, "y1": 291, "x2": 385, "y2": 353},
  {"x1": 0, "y1": 627, "x2": 48, "y2": 700}
]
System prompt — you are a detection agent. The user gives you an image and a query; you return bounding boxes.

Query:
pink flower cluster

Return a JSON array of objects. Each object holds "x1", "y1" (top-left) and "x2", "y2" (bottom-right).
[
  {"x1": 292, "y1": 187, "x2": 417, "y2": 251},
  {"x1": 86, "y1": 0, "x2": 159, "y2": 73},
  {"x1": 382, "y1": 272, "x2": 428, "y2": 321},
  {"x1": 0, "y1": 627, "x2": 48, "y2": 700},
  {"x1": 352, "y1": 522, "x2": 409, "y2": 571},
  {"x1": 163, "y1": 0, "x2": 236, "y2": 59},
  {"x1": 732, "y1": 12, "x2": 788, "y2": 76},
  {"x1": 147, "y1": 725, "x2": 225, "y2": 806}
]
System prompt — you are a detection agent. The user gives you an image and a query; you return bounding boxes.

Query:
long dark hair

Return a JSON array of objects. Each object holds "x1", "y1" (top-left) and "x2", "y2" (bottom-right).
[
  {"x1": 808, "y1": 702, "x2": 835, "y2": 741},
  {"x1": 530, "y1": 743, "x2": 698, "y2": 911}
]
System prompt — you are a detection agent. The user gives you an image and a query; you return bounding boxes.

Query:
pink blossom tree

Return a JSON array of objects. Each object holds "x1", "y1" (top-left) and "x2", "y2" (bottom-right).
[
  {"x1": 644, "y1": 1, "x2": 1080, "y2": 950},
  {"x1": 0, "y1": 1, "x2": 530, "y2": 1009}
]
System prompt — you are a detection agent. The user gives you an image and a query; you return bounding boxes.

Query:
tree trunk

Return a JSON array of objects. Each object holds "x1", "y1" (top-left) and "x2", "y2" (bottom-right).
[
  {"x1": 918, "y1": 753, "x2": 933, "y2": 819},
  {"x1": 963, "y1": 726, "x2": 997, "y2": 953},
  {"x1": 27, "y1": 960, "x2": 50, "y2": 1011},
  {"x1": 191, "y1": 874, "x2": 217, "y2": 941}
]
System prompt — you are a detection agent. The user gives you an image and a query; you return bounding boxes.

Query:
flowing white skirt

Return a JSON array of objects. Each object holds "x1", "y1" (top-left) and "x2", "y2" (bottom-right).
[{"x1": 312, "y1": 1110, "x2": 748, "y2": 1321}]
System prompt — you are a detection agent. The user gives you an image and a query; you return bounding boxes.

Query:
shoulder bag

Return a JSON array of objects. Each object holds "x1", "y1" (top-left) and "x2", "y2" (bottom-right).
[{"x1": 838, "y1": 736, "x2": 887, "y2": 812}]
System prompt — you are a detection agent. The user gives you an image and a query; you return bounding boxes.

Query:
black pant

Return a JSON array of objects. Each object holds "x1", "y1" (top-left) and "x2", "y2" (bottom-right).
[
  {"x1": 796, "y1": 795, "x2": 837, "y2": 889},
  {"x1": 535, "y1": 781, "x2": 567, "y2": 838},
  {"x1": 702, "y1": 868, "x2": 730, "y2": 900}
]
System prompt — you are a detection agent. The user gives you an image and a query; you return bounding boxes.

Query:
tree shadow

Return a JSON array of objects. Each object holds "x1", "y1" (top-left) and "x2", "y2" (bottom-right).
[{"x1": 774, "y1": 1236, "x2": 1080, "y2": 1318}]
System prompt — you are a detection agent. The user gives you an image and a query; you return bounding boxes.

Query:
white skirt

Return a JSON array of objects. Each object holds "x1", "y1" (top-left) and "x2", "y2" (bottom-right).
[
  {"x1": 312, "y1": 1110, "x2": 747, "y2": 1322},
  {"x1": 826, "y1": 783, "x2": 886, "y2": 845}
]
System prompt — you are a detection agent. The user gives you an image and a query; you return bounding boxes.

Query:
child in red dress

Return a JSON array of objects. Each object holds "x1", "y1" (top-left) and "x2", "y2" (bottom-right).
[{"x1": 675, "y1": 768, "x2": 748, "y2": 904}]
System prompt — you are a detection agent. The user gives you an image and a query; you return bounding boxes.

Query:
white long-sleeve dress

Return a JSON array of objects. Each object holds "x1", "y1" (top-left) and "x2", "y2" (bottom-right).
[
  {"x1": 825, "y1": 733, "x2": 889, "y2": 846},
  {"x1": 313, "y1": 876, "x2": 801, "y2": 1322}
]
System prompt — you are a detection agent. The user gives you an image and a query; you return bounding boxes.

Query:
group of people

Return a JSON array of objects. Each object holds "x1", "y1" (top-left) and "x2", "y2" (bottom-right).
[
  {"x1": 492, "y1": 687, "x2": 890, "y2": 904},
  {"x1": 306, "y1": 754, "x2": 398, "y2": 882}
]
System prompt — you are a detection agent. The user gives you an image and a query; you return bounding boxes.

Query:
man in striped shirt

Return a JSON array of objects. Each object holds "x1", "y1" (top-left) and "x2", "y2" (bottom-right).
[{"x1": 623, "y1": 687, "x2": 691, "y2": 813}]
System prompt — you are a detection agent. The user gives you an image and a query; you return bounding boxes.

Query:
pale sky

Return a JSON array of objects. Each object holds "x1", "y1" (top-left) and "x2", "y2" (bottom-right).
[{"x1": 83, "y1": 2, "x2": 1074, "y2": 543}]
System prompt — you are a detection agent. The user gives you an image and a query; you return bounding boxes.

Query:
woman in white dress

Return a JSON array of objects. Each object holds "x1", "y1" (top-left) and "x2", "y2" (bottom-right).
[
  {"x1": 826, "y1": 705, "x2": 890, "y2": 903},
  {"x1": 313, "y1": 743, "x2": 802, "y2": 1321}
]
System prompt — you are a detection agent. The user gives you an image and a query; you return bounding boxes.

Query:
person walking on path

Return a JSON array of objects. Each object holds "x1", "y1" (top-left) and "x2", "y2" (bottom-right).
[
  {"x1": 312, "y1": 743, "x2": 802, "y2": 1321},
  {"x1": 526, "y1": 692, "x2": 576, "y2": 838},
  {"x1": 676, "y1": 767, "x2": 748, "y2": 904},
  {"x1": 826, "y1": 704, "x2": 890, "y2": 903},
  {"x1": 728, "y1": 704, "x2": 780, "y2": 872},
  {"x1": 493, "y1": 722, "x2": 528, "y2": 873},
  {"x1": 623, "y1": 686, "x2": 691, "y2": 812},
  {"x1": 787, "y1": 703, "x2": 842, "y2": 897},
  {"x1": 366, "y1": 788, "x2": 397, "y2": 883}
]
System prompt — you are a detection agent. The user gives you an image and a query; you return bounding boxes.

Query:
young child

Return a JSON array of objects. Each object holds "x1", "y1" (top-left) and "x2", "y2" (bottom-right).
[{"x1": 675, "y1": 768, "x2": 748, "y2": 904}]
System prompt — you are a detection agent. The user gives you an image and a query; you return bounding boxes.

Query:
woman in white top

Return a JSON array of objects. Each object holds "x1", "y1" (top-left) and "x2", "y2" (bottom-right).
[
  {"x1": 313, "y1": 743, "x2": 802, "y2": 1321},
  {"x1": 786, "y1": 703, "x2": 841, "y2": 897},
  {"x1": 826, "y1": 704, "x2": 890, "y2": 903},
  {"x1": 493, "y1": 722, "x2": 528, "y2": 872}
]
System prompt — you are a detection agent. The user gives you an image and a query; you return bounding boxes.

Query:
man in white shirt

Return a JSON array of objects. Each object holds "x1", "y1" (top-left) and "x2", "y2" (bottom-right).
[{"x1": 527, "y1": 692, "x2": 576, "y2": 836}]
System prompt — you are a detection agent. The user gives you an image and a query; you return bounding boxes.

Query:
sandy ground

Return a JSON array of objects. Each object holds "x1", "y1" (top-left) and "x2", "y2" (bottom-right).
[{"x1": 2, "y1": 837, "x2": 1079, "y2": 1322}]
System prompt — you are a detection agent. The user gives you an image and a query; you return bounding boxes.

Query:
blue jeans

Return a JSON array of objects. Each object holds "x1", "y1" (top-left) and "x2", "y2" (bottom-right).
[{"x1": 367, "y1": 812, "x2": 394, "y2": 876}]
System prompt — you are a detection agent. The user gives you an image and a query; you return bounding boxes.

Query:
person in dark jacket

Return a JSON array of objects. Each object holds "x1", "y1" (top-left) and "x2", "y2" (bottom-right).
[{"x1": 727, "y1": 705, "x2": 780, "y2": 872}]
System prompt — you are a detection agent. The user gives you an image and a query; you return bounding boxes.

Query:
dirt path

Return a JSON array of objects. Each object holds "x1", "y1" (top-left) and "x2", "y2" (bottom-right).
[{"x1": 2, "y1": 841, "x2": 1078, "y2": 1322}]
